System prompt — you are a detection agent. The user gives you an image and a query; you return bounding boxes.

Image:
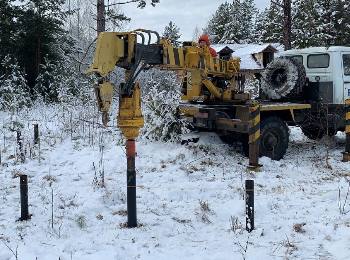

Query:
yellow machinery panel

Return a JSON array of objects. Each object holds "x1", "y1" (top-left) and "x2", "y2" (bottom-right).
[
  {"x1": 95, "y1": 82, "x2": 114, "y2": 112},
  {"x1": 118, "y1": 83, "x2": 144, "y2": 140},
  {"x1": 88, "y1": 32, "x2": 125, "y2": 77}
]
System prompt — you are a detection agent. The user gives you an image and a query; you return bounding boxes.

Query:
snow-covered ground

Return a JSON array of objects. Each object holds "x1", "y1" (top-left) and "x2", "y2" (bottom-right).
[{"x1": 1, "y1": 107, "x2": 350, "y2": 260}]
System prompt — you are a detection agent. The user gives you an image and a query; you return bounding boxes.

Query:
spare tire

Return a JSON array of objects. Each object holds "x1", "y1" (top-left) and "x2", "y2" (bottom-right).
[{"x1": 261, "y1": 57, "x2": 306, "y2": 100}]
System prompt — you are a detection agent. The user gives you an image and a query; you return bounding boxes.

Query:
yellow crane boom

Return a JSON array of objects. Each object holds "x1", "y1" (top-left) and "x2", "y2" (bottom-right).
[{"x1": 87, "y1": 29, "x2": 243, "y2": 139}]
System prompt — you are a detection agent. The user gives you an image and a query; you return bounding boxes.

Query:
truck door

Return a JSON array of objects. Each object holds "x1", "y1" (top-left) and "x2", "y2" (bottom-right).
[
  {"x1": 342, "y1": 53, "x2": 350, "y2": 102},
  {"x1": 306, "y1": 53, "x2": 333, "y2": 103}
]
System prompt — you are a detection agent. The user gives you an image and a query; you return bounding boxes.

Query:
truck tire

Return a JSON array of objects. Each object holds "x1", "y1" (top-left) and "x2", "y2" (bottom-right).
[
  {"x1": 260, "y1": 117, "x2": 289, "y2": 160},
  {"x1": 300, "y1": 125, "x2": 325, "y2": 140},
  {"x1": 261, "y1": 57, "x2": 306, "y2": 100},
  {"x1": 219, "y1": 134, "x2": 234, "y2": 144}
]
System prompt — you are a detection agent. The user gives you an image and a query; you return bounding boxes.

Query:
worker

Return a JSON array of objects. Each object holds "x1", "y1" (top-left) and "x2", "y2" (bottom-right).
[{"x1": 198, "y1": 34, "x2": 218, "y2": 58}]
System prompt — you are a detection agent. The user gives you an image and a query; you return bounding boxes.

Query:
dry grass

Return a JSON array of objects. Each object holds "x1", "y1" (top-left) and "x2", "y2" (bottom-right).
[
  {"x1": 199, "y1": 200, "x2": 210, "y2": 212},
  {"x1": 172, "y1": 217, "x2": 191, "y2": 224},
  {"x1": 112, "y1": 210, "x2": 128, "y2": 216},
  {"x1": 230, "y1": 216, "x2": 243, "y2": 234},
  {"x1": 196, "y1": 200, "x2": 214, "y2": 224},
  {"x1": 43, "y1": 174, "x2": 57, "y2": 183},
  {"x1": 293, "y1": 223, "x2": 306, "y2": 233}
]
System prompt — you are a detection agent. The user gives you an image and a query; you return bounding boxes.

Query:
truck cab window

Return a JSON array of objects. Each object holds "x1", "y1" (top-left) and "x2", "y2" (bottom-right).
[
  {"x1": 290, "y1": 55, "x2": 303, "y2": 64},
  {"x1": 307, "y1": 54, "x2": 330, "y2": 68},
  {"x1": 343, "y1": 54, "x2": 350, "y2": 75}
]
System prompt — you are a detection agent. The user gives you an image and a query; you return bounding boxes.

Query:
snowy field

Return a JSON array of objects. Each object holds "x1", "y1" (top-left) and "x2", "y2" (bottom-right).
[{"x1": 1, "y1": 106, "x2": 350, "y2": 260}]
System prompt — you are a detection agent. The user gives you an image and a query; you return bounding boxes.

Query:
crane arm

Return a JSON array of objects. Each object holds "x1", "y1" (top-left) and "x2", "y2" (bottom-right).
[{"x1": 87, "y1": 29, "x2": 241, "y2": 139}]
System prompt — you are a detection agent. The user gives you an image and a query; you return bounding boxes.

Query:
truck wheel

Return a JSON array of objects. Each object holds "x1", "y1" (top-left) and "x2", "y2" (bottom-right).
[
  {"x1": 327, "y1": 128, "x2": 337, "y2": 137},
  {"x1": 219, "y1": 134, "x2": 234, "y2": 144},
  {"x1": 301, "y1": 125, "x2": 325, "y2": 140},
  {"x1": 301, "y1": 113, "x2": 340, "y2": 140},
  {"x1": 260, "y1": 117, "x2": 289, "y2": 160},
  {"x1": 261, "y1": 57, "x2": 306, "y2": 100}
]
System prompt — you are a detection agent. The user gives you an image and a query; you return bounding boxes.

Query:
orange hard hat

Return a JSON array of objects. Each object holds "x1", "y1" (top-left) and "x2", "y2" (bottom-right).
[{"x1": 198, "y1": 34, "x2": 210, "y2": 45}]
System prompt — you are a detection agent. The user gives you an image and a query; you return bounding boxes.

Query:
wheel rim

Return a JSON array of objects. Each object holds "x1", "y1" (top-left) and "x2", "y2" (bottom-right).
[
  {"x1": 271, "y1": 68, "x2": 287, "y2": 88},
  {"x1": 262, "y1": 131, "x2": 279, "y2": 152}
]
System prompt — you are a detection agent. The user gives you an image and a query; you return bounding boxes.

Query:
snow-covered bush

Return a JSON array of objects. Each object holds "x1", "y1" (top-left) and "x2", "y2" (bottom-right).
[
  {"x1": 34, "y1": 58, "x2": 63, "y2": 102},
  {"x1": 3, "y1": 112, "x2": 23, "y2": 128},
  {"x1": 140, "y1": 69, "x2": 189, "y2": 142},
  {"x1": 0, "y1": 55, "x2": 31, "y2": 112},
  {"x1": 57, "y1": 69, "x2": 95, "y2": 106},
  {"x1": 34, "y1": 57, "x2": 94, "y2": 104}
]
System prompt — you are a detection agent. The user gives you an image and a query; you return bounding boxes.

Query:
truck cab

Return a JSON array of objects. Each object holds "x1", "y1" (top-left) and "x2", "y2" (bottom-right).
[
  {"x1": 280, "y1": 46, "x2": 350, "y2": 104},
  {"x1": 259, "y1": 46, "x2": 350, "y2": 140}
]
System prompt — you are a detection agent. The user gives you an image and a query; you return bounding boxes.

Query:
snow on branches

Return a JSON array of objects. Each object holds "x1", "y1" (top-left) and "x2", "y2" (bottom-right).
[
  {"x1": 139, "y1": 69, "x2": 189, "y2": 142},
  {"x1": 0, "y1": 55, "x2": 31, "y2": 112}
]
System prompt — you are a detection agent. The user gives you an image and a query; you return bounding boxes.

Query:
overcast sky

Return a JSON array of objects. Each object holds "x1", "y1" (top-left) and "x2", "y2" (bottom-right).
[{"x1": 123, "y1": 0, "x2": 270, "y2": 40}]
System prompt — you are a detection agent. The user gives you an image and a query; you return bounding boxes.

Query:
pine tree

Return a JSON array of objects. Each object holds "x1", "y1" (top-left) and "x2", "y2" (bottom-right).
[
  {"x1": 239, "y1": 0, "x2": 258, "y2": 43},
  {"x1": 34, "y1": 58, "x2": 62, "y2": 103},
  {"x1": 292, "y1": 0, "x2": 319, "y2": 48},
  {"x1": 0, "y1": 0, "x2": 20, "y2": 66},
  {"x1": 206, "y1": 1, "x2": 258, "y2": 44},
  {"x1": 57, "y1": 62, "x2": 94, "y2": 104},
  {"x1": 204, "y1": 2, "x2": 232, "y2": 44},
  {"x1": 333, "y1": 0, "x2": 350, "y2": 46},
  {"x1": 0, "y1": 56, "x2": 31, "y2": 111},
  {"x1": 314, "y1": 0, "x2": 337, "y2": 46},
  {"x1": 33, "y1": 55, "x2": 94, "y2": 104},
  {"x1": 163, "y1": 21, "x2": 181, "y2": 46},
  {"x1": 293, "y1": 0, "x2": 350, "y2": 48},
  {"x1": 17, "y1": 0, "x2": 69, "y2": 92},
  {"x1": 220, "y1": 1, "x2": 239, "y2": 43},
  {"x1": 252, "y1": 11, "x2": 265, "y2": 43},
  {"x1": 255, "y1": 2, "x2": 284, "y2": 44}
]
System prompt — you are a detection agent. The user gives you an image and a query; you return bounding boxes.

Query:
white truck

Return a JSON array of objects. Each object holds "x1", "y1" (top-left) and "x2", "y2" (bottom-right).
[{"x1": 261, "y1": 46, "x2": 350, "y2": 140}]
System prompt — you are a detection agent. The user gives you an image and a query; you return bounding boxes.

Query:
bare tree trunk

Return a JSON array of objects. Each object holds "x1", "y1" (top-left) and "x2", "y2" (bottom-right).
[
  {"x1": 97, "y1": 0, "x2": 106, "y2": 35},
  {"x1": 283, "y1": 0, "x2": 292, "y2": 50}
]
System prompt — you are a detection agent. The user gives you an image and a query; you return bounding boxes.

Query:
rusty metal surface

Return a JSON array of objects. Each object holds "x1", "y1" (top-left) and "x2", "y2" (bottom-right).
[
  {"x1": 343, "y1": 152, "x2": 350, "y2": 162},
  {"x1": 126, "y1": 140, "x2": 137, "y2": 228},
  {"x1": 260, "y1": 102, "x2": 311, "y2": 111},
  {"x1": 248, "y1": 142, "x2": 260, "y2": 167},
  {"x1": 215, "y1": 118, "x2": 249, "y2": 133}
]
